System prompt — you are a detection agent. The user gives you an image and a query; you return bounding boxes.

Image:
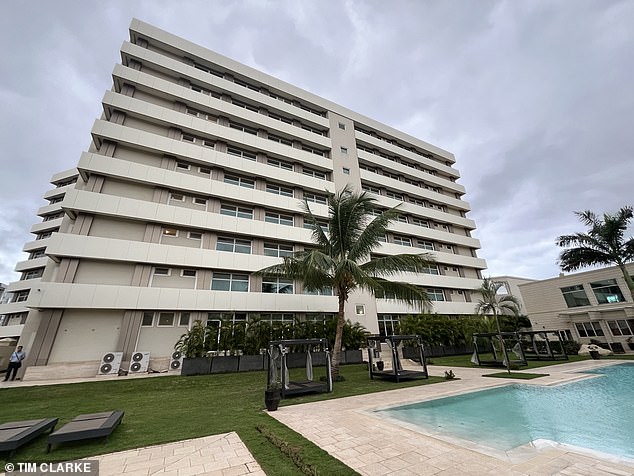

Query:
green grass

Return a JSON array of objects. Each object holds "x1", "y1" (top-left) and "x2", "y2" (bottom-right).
[
  {"x1": 482, "y1": 372, "x2": 549, "y2": 379},
  {"x1": 0, "y1": 364, "x2": 445, "y2": 474},
  {"x1": 428, "y1": 353, "x2": 592, "y2": 369}
]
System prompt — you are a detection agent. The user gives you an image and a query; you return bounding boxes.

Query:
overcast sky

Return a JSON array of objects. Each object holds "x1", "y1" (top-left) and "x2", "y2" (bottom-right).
[{"x1": 1, "y1": 0, "x2": 632, "y2": 285}]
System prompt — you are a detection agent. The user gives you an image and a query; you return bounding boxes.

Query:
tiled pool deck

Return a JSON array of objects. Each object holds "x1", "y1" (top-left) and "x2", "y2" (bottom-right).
[{"x1": 269, "y1": 360, "x2": 634, "y2": 476}]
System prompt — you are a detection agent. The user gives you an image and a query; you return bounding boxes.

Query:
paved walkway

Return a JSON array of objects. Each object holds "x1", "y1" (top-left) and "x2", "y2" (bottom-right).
[
  {"x1": 91, "y1": 432, "x2": 264, "y2": 476},
  {"x1": 269, "y1": 360, "x2": 634, "y2": 476}
]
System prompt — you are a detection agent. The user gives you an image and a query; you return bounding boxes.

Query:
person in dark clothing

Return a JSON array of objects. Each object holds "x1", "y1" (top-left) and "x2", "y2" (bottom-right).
[{"x1": 4, "y1": 346, "x2": 26, "y2": 381}]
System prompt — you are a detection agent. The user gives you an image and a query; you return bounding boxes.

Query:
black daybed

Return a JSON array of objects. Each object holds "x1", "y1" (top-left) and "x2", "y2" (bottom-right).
[
  {"x1": 0, "y1": 418, "x2": 58, "y2": 457},
  {"x1": 47, "y1": 411, "x2": 124, "y2": 452}
]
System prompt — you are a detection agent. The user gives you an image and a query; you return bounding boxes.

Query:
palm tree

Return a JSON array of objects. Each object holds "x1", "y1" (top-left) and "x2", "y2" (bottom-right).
[
  {"x1": 557, "y1": 206, "x2": 634, "y2": 300},
  {"x1": 256, "y1": 186, "x2": 435, "y2": 379},
  {"x1": 475, "y1": 278, "x2": 521, "y2": 373}
]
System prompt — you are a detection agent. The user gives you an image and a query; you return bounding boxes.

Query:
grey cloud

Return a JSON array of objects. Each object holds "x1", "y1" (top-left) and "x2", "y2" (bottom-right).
[{"x1": 0, "y1": 0, "x2": 632, "y2": 283}]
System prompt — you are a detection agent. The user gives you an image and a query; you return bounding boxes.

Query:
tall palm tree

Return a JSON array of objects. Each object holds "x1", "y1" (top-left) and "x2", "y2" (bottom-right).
[
  {"x1": 256, "y1": 186, "x2": 435, "y2": 379},
  {"x1": 475, "y1": 277, "x2": 521, "y2": 373},
  {"x1": 557, "y1": 206, "x2": 634, "y2": 300}
]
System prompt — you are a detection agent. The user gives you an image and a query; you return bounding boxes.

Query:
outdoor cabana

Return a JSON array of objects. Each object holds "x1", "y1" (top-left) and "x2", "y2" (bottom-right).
[
  {"x1": 471, "y1": 332, "x2": 528, "y2": 367},
  {"x1": 518, "y1": 330, "x2": 568, "y2": 361},
  {"x1": 267, "y1": 338, "x2": 332, "y2": 398},
  {"x1": 367, "y1": 335, "x2": 428, "y2": 382}
]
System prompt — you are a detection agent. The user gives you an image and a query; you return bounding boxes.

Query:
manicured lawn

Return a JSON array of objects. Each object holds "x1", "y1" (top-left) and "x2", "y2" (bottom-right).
[
  {"x1": 483, "y1": 372, "x2": 549, "y2": 379},
  {"x1": 428, "y1": 353, "x2": 591, "y2": 369},
  {"x1": 0, "y1": 364, "x2": 445, "y2": 474},
  {"x1": 429, "y1": 353, "x2": 634, "y2": 369}
]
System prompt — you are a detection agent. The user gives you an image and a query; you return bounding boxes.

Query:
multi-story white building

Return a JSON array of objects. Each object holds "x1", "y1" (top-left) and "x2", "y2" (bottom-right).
[{"x1": 0, "y1": 19, "x2": 487, "y2": 379}]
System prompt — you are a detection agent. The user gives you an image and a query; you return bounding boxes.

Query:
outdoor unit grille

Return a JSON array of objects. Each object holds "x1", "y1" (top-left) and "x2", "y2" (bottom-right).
[
  {"x1": 169, "y1": 351, "x2": 183, "y2": 371},
  {"x1": 98, "y1": 352, "x2": 123, "y2": 375},
  {"x1": 129, "y1": 351, "x2": 150, "y2": 373}
]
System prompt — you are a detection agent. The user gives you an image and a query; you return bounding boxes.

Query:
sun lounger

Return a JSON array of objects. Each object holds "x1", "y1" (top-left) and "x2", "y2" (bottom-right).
[
  {"x1": 0, "y1": 418, "x2": 58, "y2": 457},
  {"x1": 47, "y1": 411, "x2": 124, "y2": 452}
]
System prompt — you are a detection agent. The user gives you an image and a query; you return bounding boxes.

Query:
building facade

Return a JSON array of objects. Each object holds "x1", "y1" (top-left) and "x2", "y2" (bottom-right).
[
  {"x1": 0, "y1": 19, "x2": 487, "y2": 379},
  {"x1": 519, "y1": 264, "x2": 634, "y2": 352}
]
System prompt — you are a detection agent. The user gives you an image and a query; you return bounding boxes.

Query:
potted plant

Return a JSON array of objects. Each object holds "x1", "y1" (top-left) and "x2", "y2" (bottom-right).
[
  {"x1": 264, "y1": 383, "x2": 282, "y2": 411},
  {"x1": 587, "y1": 344, "x2": 601, "y2": 360},
  {"x1": 175, "y1": 321, "x2": 212, "y2": 375}
]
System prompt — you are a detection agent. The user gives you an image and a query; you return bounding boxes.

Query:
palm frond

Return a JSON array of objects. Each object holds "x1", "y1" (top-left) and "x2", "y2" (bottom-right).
[
  {"x1": 360, "y1": 253, "x2": 435, "y2": 277},
  {"x1": 366, "y1": 279, "x2": 432, "y2": 311}
]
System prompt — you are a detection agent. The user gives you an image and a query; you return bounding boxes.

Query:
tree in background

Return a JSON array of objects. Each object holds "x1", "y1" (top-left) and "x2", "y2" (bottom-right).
[
  {"x1": 256, "y1": 186, "x2": 434, "y2": 379},
  {"x1": 475, "y1": 277, "x2": 521, "y2": 373},
  {"x1": 557, "y1": 206, "x2": 634, "y2": 300}
]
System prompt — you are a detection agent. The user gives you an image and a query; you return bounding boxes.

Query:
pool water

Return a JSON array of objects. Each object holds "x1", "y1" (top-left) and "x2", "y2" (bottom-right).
[{"x1": 381, "y1": 363, "x2": 634, "y2": 458}]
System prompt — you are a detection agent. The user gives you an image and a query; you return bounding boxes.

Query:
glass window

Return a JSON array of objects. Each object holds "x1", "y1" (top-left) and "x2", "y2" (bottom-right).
[
  {"x1": 560, "y1": 285, "x2": 591, "y2": 308},
  {"x1": 224, "y1": 175, "x2": 255, "y2": 188},
  {"x1": 182, "y1": 269, "x2": 197, "y2": 277},
  {"x1": 211, "y1": 273, "x2": 249, "y2": 292},
  {"x1": 216, "y1": 237, "x2": 252, "y2": 254},
  {"x1": 304, "y1": 193, "x2": 327, "y2": 205},
  {"x1": 158, "y1": 312, "x2": 175, "y2": 326},
  {"x1": 378, "y1": 314, "x2": 400, "y2": 336},
  {"x1": 304, "y1": 286, "x2": 333, "y2": 296},
  {"x1": 267, "y1": 158, "x2": 293, "y2": 171},
  {"x1": 342, "y1": 167, "x2": 350, "y2": 175},
  {"x1": 265, "y1": 212, "x2": 294, "y2": 226},
  {"x1": 178, "y1": 312, "x2": 191, "y2": 327},
  {"x1": 416, "y1": 240, "x2": 434, "y2": 250},
  {"x1": 227, "y1": 146, "x2": 257, "y2": 161},
  {"x1": 575, "y1": 321, "x2": 605, "y2": 337},
  {"x1": 393, "y1": 236, "x2": 412, "y2": 247},
  {"x1": 427, "y1": 288, "x2": 445, "y2": 301},
  {"x1": 154, "y1": 267, "x2": 170, "y2": 276},
  {"x1": 303, "y1": 168, "x2": 327, "y2": 180},
  {"x1": 141, "y1": 312, "x2": 154, "y2": 326},
  {"x1": 341, "y1": 147, "x2": 348, "y2": 154},
  {"x1": 590, "y1": 279, "x2": 625, "y2": 304},
  {"x1": 262, "y1": 277, "x2": 294, "y2": 294},
  {"x1": 607, "y1": 320, "x2": 633, "y2": 336},
  {"x1": 220, "y1": 204, "x2": 253, "y2": 219},
  {"x1": 266, "y1": 183, "x2": 294, "y2": 197},
  {"x1": 163, "y1": 228, "x2": 178, "y2": 236},
  {"x1": 421, "y1": 265, "x2": 439, "y2": 275},
  {"x1": 264, "y1": 243, "x2": 293, "y2": 257},
  {"x1": 188, "y1": 232, "x2": 202, "y2": 240}
]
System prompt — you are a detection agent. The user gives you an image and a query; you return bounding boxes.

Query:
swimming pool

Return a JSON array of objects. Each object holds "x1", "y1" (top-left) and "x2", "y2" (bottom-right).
[{"x1": 381, "y1": 363, "x2": 634, "y2": 459}]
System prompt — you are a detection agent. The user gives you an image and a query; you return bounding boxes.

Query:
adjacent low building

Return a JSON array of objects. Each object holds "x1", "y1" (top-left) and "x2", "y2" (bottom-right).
[
  {"x1": 0, "y1": 19, "x2": 487, "y2": 379},
  {"x1": 519, "y1": 264, "x2": 634, "y2": 353}
]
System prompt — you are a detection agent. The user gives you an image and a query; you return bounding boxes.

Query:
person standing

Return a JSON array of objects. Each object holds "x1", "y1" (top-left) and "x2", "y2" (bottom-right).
[{"x1": 4, "y1": 346, "x2": 26, "y2": 381}]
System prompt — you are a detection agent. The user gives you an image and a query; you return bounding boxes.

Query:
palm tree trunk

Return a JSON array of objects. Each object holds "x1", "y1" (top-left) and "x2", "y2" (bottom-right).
[
  {"x1": 331, "y1": 295, "x2": 346, "y2": 380},
  {"x1": 618, "y1": 264, "x2": 634, "y2": 301},
  {"x1": 493, "y1": 310, "x2": 511, "y2": 374}
]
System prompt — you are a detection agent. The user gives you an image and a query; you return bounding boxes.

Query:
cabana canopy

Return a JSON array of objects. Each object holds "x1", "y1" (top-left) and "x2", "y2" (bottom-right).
[
  {"x1": 268, "y1": 338, "x2": 332, "y2": 398},
  {"x1": 367, "y1": 335, "x2": 428, "y2": 382},
  {"x1": 518, "y1": 330, "x2": 568, "y2": 361},
  {"x1": 471, "y1": 332, "x2": 528, "y2": 367}
]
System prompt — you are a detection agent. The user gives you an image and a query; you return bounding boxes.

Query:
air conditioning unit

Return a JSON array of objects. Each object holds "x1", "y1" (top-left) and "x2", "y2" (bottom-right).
[
  {"x1": 129, "y1": 351, "x2": 150, "y2": 373},
  {"x1": 169, "y1": 351, "x2": 183, "y2": 371},
  {"x1": 98, "y1": 352, "x2": 123, "y2": 375}
]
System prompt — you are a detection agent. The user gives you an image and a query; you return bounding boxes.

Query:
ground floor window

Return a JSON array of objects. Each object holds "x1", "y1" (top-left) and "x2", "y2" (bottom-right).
[
  {"x1": 607, "y1": 319, "x2": 634, "y2": 336},
  {"x1": 558, "y1": 329, "x2": 573, "y2": 341},
  {"x1": 378, "y1": 314, "x2": 400, "y2": 336},
  {"x1": 574, "y1": 321, "x2": 605, "y2": 337}
]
